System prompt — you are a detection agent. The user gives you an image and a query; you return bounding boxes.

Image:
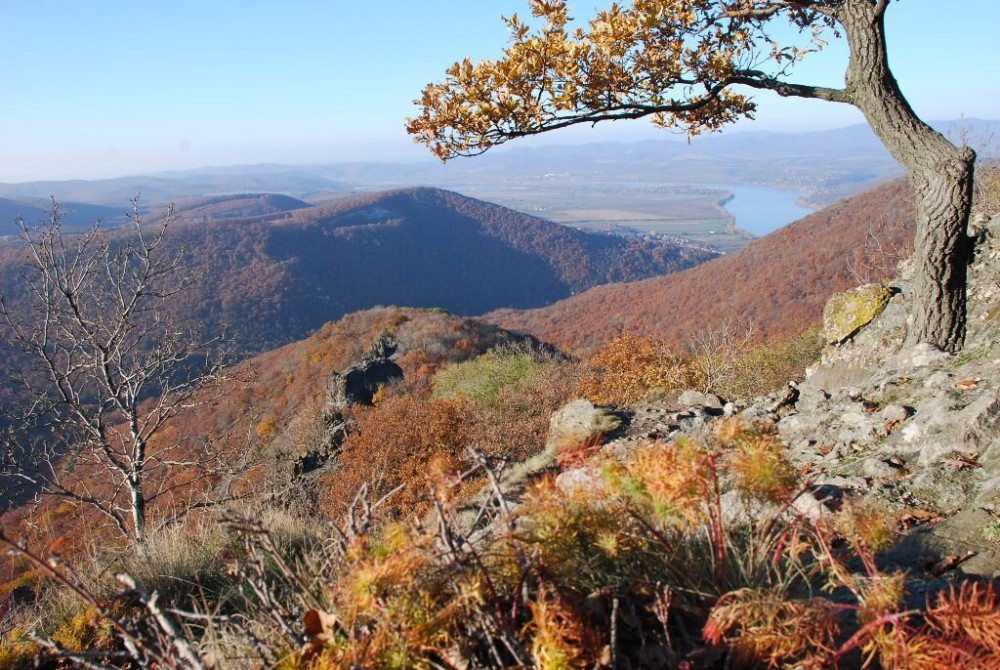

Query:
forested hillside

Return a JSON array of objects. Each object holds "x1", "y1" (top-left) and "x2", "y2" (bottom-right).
[
  {"x1": 0, "y1": 187, "x2": 715, "y2": 357},
  {"x1": 488, "y1": 179, "x2": 916, "y2": 352}
]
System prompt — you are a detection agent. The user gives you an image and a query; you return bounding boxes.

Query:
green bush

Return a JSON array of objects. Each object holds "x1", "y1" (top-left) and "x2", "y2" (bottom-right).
[{"x1": 432, "y1": 349, "x2": 548, "y2": 407}]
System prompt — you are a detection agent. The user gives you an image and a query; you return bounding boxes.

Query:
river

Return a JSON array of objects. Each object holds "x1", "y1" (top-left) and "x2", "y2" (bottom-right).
[{"x1": 716, "y1": 184, "x2": 814, "y2": 237}]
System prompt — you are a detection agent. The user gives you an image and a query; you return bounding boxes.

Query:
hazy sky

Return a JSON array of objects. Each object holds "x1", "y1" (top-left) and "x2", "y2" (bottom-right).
[{"x1": 2, "y1": 1, "x2": 998, "y2": 182}]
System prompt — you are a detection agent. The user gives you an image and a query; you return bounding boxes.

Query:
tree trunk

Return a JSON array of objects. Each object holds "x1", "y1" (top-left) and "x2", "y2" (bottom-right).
[
  {"x1": 131, "y1": 473, "x2": 146, "y2": 543},
  {"x1": 839, "y1": 0, "x2": 975, "y2": 353}
]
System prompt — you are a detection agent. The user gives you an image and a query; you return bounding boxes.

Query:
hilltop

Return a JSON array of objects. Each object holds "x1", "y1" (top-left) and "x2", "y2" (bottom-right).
[{"x1": 169, "y1": 193, "x2": 312, "y2": 220}]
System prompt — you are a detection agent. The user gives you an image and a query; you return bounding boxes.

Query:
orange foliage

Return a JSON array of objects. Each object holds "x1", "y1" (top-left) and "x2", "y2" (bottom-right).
[
  {"x1": 327, "y1": 393, "x2": 469, "y2": 517},
  {"x1": 490, "y1": 179, "x2": 915, "y2": 354},
  {"x1": 577, "y1": 333, "x2": 688, "y2": 405}
]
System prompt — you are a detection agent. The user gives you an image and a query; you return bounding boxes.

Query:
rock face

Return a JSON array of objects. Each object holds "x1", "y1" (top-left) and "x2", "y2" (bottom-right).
[
  {"x1": 822, "y1": 283, "x2": 892, "y2": 344},
  {"x1": 267, "y1": 334, "x2": 406, "y2": 509},
  {"x1": 326, "y1": 334, "x2": 403, "y2": 411},
  {"x1": 764, "y1": 216, "x2": 1000, "y2": 577}
]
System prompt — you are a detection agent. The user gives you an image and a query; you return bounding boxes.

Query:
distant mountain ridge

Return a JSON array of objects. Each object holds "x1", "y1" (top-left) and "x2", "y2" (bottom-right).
[
  {"x1": 170, "y1": 193, "x2": 312, "y2": 221},
  {"x1": 2, "y1": 119, "x2": 992, "y2": 210},
  {"x1": 0, "y1": 171, "x2": 345, "y2": 208},
  {"x1": 0, "y1": 197, "x2": 128, "y2": 233}
]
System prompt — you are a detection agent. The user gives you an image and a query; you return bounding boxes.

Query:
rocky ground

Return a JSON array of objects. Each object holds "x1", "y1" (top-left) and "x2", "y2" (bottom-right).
[{"x1": 545, "y1": 215, "x2": 1000, "y2": 581}]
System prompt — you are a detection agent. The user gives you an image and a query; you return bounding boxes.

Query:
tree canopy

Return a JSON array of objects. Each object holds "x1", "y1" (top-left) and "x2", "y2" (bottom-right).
[
  {"x1": 407, "y1": 0, "x2": 847, "y2": 160},
  {"x1": 408, "y1": 0, "x2": 977, "y2": 354}
]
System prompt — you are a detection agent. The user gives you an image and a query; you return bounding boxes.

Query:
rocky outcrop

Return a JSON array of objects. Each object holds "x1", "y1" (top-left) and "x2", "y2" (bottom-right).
[
  {"x1": 550, "y1": 216, "x2": 1000, "y2": 578},
  {"x1": 267, "y1": 334, "x2": 406, "y2": 510},
  {"x1": 762, "y1": 216, "x2": 1000, "y2": 577},
  {"x1": 325, "y1": 333, "x2": 403, "y2": 411}
]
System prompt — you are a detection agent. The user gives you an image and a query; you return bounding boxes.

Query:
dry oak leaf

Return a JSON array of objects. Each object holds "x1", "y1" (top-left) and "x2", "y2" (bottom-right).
[
  {"x1": 301, "y1": 608, "x2": 340, "y2": 662},
  {"x1": 942, "y1": 452, "x2": 982, "y2": 470},
  {"x1": 897, "y1": 508, "x2": 942, "y2": 530}
]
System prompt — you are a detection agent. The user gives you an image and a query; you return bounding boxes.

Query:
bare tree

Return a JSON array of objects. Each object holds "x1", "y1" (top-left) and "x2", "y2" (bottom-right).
[
  {"x1": 0, "y1": 200, "x2": 247, "y2": 543},
  {"x1": 687, "y1": 317, "x2": 757, "y2": 399},
  {"x1": 846, "y1": 217, "x2": 908, "y2": 285}
]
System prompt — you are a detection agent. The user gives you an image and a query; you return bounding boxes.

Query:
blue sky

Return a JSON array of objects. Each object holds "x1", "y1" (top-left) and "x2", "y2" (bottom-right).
[{"x1": 2, "y1": 1, "x2": 998, "y2": 182}]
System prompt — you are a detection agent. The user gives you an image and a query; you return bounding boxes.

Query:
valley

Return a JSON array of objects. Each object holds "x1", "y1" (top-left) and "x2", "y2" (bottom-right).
[{"x1": 2, "y1": 153, "x2": 999, "y2": 670}]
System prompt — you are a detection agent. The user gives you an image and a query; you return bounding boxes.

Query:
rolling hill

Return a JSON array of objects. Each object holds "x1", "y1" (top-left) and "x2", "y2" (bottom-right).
[
  {"x1": 487, "y1": 178, "x2": 917, "y2": 352},
  {"x1": 169, "y1": 193, "x2": 312, "y2": 221},
  {"x1": 0, "y1": 197, "x2": 128, "y2": 234},
  {"x1": 0, "y1": 187, "x2": 717, "y2": 357},
  {"x1": 168, "y1": 187, "x2": 717, "y2": 352}
]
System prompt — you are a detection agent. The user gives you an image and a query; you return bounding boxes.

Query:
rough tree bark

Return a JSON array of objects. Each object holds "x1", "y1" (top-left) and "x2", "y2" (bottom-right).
[
  {"x1": 838, "y1": 0, "x2": 975, "y2": 353},
  {"x1": 754, "y1": 1, "x2": 976, "y2": 352}
]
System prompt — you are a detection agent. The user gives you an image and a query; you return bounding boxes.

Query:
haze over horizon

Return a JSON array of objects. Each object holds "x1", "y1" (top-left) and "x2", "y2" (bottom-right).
[{"x1": 3, "y1": 1, "x2": 999, "y2": 183}]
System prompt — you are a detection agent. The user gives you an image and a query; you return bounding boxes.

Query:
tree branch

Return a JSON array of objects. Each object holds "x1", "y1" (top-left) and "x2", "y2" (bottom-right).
[{"x1": 730, "y1": 70, "x2": 852, "y2": 104}]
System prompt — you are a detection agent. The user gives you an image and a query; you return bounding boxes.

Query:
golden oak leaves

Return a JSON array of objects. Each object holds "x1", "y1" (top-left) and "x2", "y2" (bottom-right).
[{"x1": 407, "y1": 0, "x2": 832, "y2": 160}]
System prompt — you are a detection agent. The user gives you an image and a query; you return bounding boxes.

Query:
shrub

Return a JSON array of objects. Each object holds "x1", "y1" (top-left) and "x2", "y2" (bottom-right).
[
  {"x1": 579, "y1": 326, "x2": 822, "y2": 407},
  {"x1": 975, "y1": 162, "x2": 1000, "y2": 218},
  {"x1": 459, "y1": 356, "x2": 579, "y2": 462},
  {"x1": 577, "y1": 333, "x2": 689, "y2": 405},
  {"x1": 433, "y1": 349, "x2": 548, "y2": 407},
  {"x1": 687, "y1": 322, "x2": 823, "y2": 403},
  {"x1": 328, "y1": 393, "x2": 469, "y2": 517},
  {"x1": 8, "y1": 422, "x2": 1000, "y2": 669}
]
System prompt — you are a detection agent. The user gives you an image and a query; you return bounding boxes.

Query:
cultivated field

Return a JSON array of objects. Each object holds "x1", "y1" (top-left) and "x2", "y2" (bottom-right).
[{"x1": 449, "y1": 179, "x2": 753, "y2": 251}]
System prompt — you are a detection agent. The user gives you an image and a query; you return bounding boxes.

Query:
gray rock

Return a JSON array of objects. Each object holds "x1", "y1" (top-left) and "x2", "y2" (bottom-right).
[
  {"x1": 546, "y1": 399, "x2": 622, "y2": 450},
  {"x1": 862, "y1": 457, "x2": 899, "y2": 479},
  {"x1": 792, "y1": 484, "x2": 848, "y2": 520},
  {"x1": 815, "y1": 475, "x2": 869, "y2": 492},
  {"x1": 839, "y1": 386, "x2": 864, "y2": 401},
  {"x1": 924, "y1": 371, "x2": 953, "y2": 388},
  {"x1": 881, "y1": 404, "x2": 913, "y2": 424},
  {"x1": 555, "y1": 467, "x2": 603, "y2": 495},
  {"x1": 796, "y1": 387, "x2": 831, "y2": 412},
  {"x1": 326, "y1": 334, "x2": 403, "y2": 410},
  {"x1": 795, "y1": 438, "x2": 816, "y2": 452},
  {"x1": 901, "y1": 421, "x2": 923, "y2": 445},
  {"x1": 677, "y1": 390, "x2": 723, "y2": 409},
  {"x1": 740, "y1": 407, "x2": 773, "y2": 422},
  {"x1": 896, "y1": 342, "x2": 950, "y2": 369}
]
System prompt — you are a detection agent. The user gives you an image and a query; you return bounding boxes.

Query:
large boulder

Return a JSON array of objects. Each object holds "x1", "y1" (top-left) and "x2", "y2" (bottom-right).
[{"x1": 822, "y1": 283, "x2": 892, "y2": 344}]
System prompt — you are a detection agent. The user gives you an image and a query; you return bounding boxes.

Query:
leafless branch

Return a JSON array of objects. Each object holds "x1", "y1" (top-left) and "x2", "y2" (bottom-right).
[{"x1": 0, "y1": 199, "x2": 242, "y2": 543}]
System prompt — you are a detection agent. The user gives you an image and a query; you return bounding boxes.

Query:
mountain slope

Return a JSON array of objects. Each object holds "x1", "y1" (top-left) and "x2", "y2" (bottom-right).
[
  {"x1": 487, "y1": 179, "x2": 916, "y2": 351},
  {"x1": 0, "y1": 187, "x2": 716, "y2": 356},
  {"x1": 171, "y1": 187, "x2": 716, "y2": 351}
]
